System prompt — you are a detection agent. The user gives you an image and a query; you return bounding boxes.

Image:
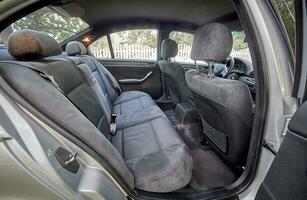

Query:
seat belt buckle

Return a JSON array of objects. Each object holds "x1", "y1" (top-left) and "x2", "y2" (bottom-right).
[
  {"x1": 110, "y1": 113, "x2": 117, "y2": 135},
  {"x1": 110, "y1": 123, "x2": 117, "y2": 135}
]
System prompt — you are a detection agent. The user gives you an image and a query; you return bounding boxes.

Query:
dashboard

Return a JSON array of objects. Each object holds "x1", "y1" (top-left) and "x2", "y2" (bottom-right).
[{"x1": 226, "y1": 57, "x2": 256, "y2": 99}]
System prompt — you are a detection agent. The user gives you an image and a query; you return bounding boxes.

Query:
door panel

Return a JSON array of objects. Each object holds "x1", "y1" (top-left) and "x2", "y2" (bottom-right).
[
  {"x1": 255, "y1": 101, "x2": 307, "y2": 200},
  {"x1": 98, "y1": 59, "x2": 163, "y2": 99}
]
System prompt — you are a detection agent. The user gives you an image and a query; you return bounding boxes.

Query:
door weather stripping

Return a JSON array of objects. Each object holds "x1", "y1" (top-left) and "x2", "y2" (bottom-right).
[{"x1": 262, "y1": 140, "x2": 277, "y2": 155}]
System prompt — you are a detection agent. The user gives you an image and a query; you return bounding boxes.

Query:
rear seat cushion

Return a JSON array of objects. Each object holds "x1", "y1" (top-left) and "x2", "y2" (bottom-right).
[
  {"x1": 112, "y1": 117, "x2": 192, "y2": 192},
  {"x1": 0, "y1": 63, "x2": 135, "y2": 188},
  {"x1": 115, "y1": 105, "x2": 165, "y2": 130},
  {"x1": 66, "y1": 41, "x2": 156, "y2": 114},
  {"x1": 1, "y1": 36, "x2": 193, "y2": 193},
  {"x1": 113, "y1": 91, "x2": 156, "y2": 114}
]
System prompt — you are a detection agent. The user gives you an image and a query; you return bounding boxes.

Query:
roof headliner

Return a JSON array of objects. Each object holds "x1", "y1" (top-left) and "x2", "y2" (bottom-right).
[{"x1": 59, "y1": 0, "x2": 240, "y2": 35}]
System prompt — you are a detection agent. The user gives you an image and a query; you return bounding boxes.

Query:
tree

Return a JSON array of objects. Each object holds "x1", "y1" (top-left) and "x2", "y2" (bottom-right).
[
  {"x1": 113, "y1": 30, "x2": 158, "y2": 48},
  {"x1": 0, "y1": 26, "x2": 13, "y2": 46},
  {"x1": 232, "y1": 32, "x2": 248, "y2": 51},
  {"x1": 169, "y1": 32, "x2": 193, "y2": 46},
  {"x1": 0, "y1": 7, "x2": 88, "y2": 45},
  {"x1": 273, "y1": 0, "x2": 295, "y2": 54}
]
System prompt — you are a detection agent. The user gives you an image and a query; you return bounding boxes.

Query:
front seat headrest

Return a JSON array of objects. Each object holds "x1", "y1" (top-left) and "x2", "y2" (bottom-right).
[
  {"x1": 8, "y1": 29, "x2": 62, "y2": 60},
  {"x1": 161, "y1": 39, "x2": 178, "y2": 59},
  {"x1": 191, "y1": 23, "x2": 233, "y2": 62},
  {"x1": 66, "y1": 41, "x2": 87, "y2": 56}
]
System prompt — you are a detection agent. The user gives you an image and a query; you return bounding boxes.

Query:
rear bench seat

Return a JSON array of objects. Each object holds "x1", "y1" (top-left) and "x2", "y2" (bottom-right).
[
  {"x1": 0, "y1": 30, "x2": 192, "y2": 193},
  {"x1": 65, "y1": 41, "x2": 167, "y2": 130}
]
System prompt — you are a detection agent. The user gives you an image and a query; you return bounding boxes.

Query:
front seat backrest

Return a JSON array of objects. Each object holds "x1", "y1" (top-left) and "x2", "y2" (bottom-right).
[
  {"x1": 158, "y1": 39, "x2": 191, "y2": 104},
  {"x1": 185, "y1": 23, "x2": 253, "y2": 165}
]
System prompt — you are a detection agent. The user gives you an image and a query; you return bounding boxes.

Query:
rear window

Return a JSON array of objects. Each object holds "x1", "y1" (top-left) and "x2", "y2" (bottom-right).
[
  {"x1": 0, "y1": 7, "x2": 89, "y2": 46},
  {"x1": 169, "y1": 31, "x2": 252, "y2": 63},
  {"x1": 169, "y1": 31, "x2": 194, "y2": 63},
  {"x1": 89, "y1": 29, "x2": 158, "y2": 60}
]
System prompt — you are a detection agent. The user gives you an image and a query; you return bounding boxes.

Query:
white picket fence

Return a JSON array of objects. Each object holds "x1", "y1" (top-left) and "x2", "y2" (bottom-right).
[{"x1": 91, "y1": 44, "x2": 251, "y2": 62}]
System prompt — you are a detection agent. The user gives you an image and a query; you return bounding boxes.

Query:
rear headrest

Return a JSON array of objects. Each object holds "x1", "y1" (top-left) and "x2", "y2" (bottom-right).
[
  {"x1": 66, "y1": 41, "x2": 87, "y2": 56},
  {"x1": 8, "y1": 30, "x2": 62, "y2": 60},
  {"x1": 191, "y1": 23, "x2": 233, "y2": 62},
  {"x1": 161, "y1": 39, "x2": 178, "y2": 58}
]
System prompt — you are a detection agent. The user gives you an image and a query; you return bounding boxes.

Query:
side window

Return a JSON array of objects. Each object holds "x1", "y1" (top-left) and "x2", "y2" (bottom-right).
[
  {"x1": 231, "y1": 31, "x2": 252, "y2": 63},
  {"x1": 272, "y1": 0, "x2": 295, "y2": 54},
  {"x1": 169, "y1": 31, "x2": 194, "y2": 63},
  {"x1": 88, "y1": 36, "x2": 111, "y2": 59},
  {"x1": 111, "y1": 29, "x2": 158, "y2": 60},
  {"x1": 0, "y1": 7, "x2": 89, "y2": 46}
]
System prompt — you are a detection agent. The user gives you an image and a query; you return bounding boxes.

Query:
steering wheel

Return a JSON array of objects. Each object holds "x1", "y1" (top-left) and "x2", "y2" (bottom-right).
[{"x1": 224, "y1": 56, "x2": 235, "y2": 78}]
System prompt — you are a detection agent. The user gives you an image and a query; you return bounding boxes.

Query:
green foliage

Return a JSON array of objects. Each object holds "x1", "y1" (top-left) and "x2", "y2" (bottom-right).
[
  {"x1": 232, "y1": 32, "x2": 248, "y2": 51},
  {"x1": 9, "y1": 7, "x2": 88, "y2": 43},
  {"x1": 113, "y1": 30, "x2": 158, "y2": 48},
  {"x1": 273, "y1": 0, "x2": 295, "y2": 54},
  {"x1": 169, "y1": 32, "x2": 193, "y2": 46}
]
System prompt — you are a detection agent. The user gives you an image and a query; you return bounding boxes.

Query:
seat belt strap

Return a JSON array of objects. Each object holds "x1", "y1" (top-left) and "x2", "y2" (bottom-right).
[{"x1": 66, "y1": 58, "x2": 118, "y2": 137}]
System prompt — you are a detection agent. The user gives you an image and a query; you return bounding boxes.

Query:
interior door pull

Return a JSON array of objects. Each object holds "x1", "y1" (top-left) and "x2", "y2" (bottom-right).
[{"x1": 118, "y1": 71, "x2": 153, "y2": 84}]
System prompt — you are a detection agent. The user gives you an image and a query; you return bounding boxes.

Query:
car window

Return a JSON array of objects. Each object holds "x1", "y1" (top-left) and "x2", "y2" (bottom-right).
[
  {"x1": 90, "y1": 29, "x2": 158, "y2": 60},
  {"x1": 0, "y1": 7, "x2": 89, "y2": 46},
  {"x1": 231, "y1": 31, "x2": 252, "y2": 63},
  {"x1": 88, "y1": 36, "x2": 111, "y2": 59},
  {"x1": 170, "y1": 31, "x2": 252, "y2": 63},
  {"x1": 169, "y1": 31, "x2": 194, "y2": 63},
  {"x1": 272, "y1": 0, "x2": 295, "y2": 54},
  {"x1": 110, "y1": 29, "x2": 158, "y2": 60}
]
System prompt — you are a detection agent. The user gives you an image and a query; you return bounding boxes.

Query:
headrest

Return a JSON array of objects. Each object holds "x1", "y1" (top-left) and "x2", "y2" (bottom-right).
[
  {"x1": 161, "y1": 39, "x2": 178, "y2": 58},
  {"x1": 66, "y1": 41, "x2": 87, "y2": 56},
  {"x1": 191, "y1": 23, "x2": 233, "y2": 62},
  {"x1": 8, "y1": 30, "x2": 62, "y2": 60}
]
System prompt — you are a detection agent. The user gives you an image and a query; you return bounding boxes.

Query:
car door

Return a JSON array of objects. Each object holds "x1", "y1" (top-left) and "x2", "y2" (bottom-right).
[
  {"x1": 88, "y1": 29, "x2": 163, "y2": 99},
  {"x1": 255, "y1": 1, "x2": 307, "y2": 199}
]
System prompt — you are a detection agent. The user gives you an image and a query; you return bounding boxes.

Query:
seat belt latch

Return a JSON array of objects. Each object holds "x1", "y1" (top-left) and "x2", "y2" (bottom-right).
[{"x1": 110, "y1": 113, "x2": 117, "y2": 135}]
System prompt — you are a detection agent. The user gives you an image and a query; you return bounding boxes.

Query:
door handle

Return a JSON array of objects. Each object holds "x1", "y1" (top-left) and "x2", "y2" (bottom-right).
[{"x1": 118, "y1": 71, "x2": 153, "y2": 84}]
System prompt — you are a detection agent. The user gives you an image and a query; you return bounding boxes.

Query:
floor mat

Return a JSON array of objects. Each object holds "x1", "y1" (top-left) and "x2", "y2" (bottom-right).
[{"x1": 189, "y1": 149, "x2": 237, "y2": 190}]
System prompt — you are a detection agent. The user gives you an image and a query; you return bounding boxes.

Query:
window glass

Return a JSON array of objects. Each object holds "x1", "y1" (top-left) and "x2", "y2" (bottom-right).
[
  {"x1": 272, "y1": 0, "x2": 296, "y2": 54},
  {"x1": 0, "y1": 7, "x2": 89, "y2": 46},
  {"x1": 169, "y1": 31, "x2": 194, "y2": 62},
  {"x1": 110, "y1": 29, "x2": 158, "y2": 60},
  {"x1": 170, "y1": 31, "x2": 252, "y2": 63},
  {"x1": 88, "y1": 36, "x2": 111, "y2": 59},
  {"x1": 231, "y1": 31, "x2": 252, "y2": 63}
]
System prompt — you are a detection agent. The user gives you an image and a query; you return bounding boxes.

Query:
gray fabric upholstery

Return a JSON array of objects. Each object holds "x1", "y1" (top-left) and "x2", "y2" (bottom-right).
[
  {"x1": 161, "y1": 39, "x2": 178, "y2": 58},
  {"x1": 185, "y1": 70, "x2": 252, "y2": 123},
  {"x1": 159, "y1": 61, "x2": 191, "y2": 104},
  {"x1": 115, "y1": 105, "x2": 165, "y2": 130},
  {"x1": 113, "y1": 91, "x2": 156, "y2": 114},
  {"x1": 2, "y1": 32, "x2": 193, "y2": 193},
  {"x1": 186, "y1": 23, "x2": 252, "y2": 165},
  {"x1": 159, "y1": 39, "x2": 191, "y2": 104},
  {"x1": 112, "y1": 117, "x2": 192, "y2": 192},
  {"x1": 8, "y1": 30, "x2": 62, "y2": 59},
  {"x1": 66, "y1": 41, "x2": 88, "y2": 56},
  {"x1": 191, "y1": 23, "x2": 233, "y2": 62},
  {"x1": 64, "y1": 41, "x2": 193, "y2": 192},
  {"x1": 186, "y1": 69, "x2": 253, "y2": 164},
  {"x1": 0, "y1": 61, "x2": 135, "y2": 188}
]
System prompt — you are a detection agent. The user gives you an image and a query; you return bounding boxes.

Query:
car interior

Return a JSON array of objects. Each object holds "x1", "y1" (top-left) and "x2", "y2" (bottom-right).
[{"x1": 0, "y1": 0, "x2": 259, "y2": 199}]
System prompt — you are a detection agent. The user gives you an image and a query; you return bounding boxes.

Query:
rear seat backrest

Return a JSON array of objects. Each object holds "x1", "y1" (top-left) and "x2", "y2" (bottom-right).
[
  {"x1": 66, "y1": 41, "x2": 120, "y2": 106},
  {"x1": 0, "y1": 31, "x2": 193, "y2": 193},
  {"x1": 0, "y1": 30, "x2": 135, "y2": 188}
]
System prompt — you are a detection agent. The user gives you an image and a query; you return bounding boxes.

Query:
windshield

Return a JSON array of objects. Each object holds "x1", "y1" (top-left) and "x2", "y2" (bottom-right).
[{"x1": 0, "y1": 7, "x2": 89, "y2": 46}]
